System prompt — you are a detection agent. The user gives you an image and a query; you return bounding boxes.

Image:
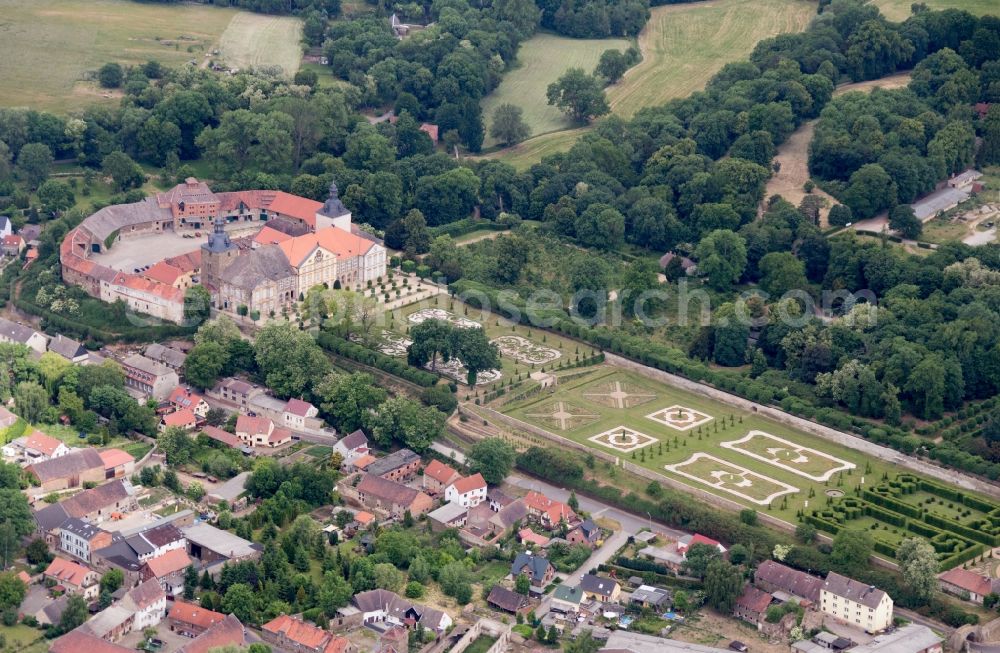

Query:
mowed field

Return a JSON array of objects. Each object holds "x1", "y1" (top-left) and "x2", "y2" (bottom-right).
[
  {"x1": 481, "y1": 34, "x2": 630, "y2": 148},
  {"x1": 502, "y1": 366, "x2": 938, "y2": 523},
  {"x1": 486, "y1": 0, "x2": 816, "y2": 168},
  {"x1": 217, "y1": 12, "x2": 303, "y2": 75},
  {"x1": 871, "y1": 0, "x2": 999, "y2": 21},
  {"x1": 0, "y1": 0, "x2": 302, "y2": 113}
]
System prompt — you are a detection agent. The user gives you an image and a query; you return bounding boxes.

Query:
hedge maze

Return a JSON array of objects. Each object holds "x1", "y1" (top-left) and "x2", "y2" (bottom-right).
[{"x1": 805, "y1": 473, "x2": 996, "y2": 570}]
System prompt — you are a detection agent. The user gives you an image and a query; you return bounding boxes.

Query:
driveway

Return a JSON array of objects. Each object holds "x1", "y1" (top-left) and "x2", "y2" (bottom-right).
[{"x1": 561, "y1": 529, "x2": 631, "y2": 588}]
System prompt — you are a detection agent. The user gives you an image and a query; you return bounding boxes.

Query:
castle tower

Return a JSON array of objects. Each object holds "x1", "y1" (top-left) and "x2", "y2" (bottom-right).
[
  {"x1": 315, "y1": 178, "x2": 352, "y2": 232},
  {"x1": 201, "y1": 213, "x2": 238, "y2": 298}
]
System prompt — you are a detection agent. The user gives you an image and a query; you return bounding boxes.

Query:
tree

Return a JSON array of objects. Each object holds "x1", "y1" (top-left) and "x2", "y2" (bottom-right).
[
  {"x1": 889, "y1": 205, "x2": 922, "y2": 240},
  {"x1": 0, "y1": 573, "x2": 25, "y2": 612},
  {"x1": 515, "y1": 573, "x2": 531, "y2": 595},
  {"x1": 468, "y1": 438, "x2": 516, "y2": 485},
  {"x1": 828, "y1": 204, "x2": 853, "y2": 227},
  {"x1": 451, "y1": 326, "x2": 501, "y2": 386},
  {"x1": 59, "y1": 595, "x2": 88, "y2": 633},
  {"x1": 695, "y1": 230, "x2": 747, "y2": 291},
  {"x1": 100, "y1": 568, "x2": 124, "y2": 594},
  {"x1": 795, "y1": 523, "x2": 817, "y2": 544},
  {"x1": 703, "y1": 559, "x2": 744, "y2": 612},
  {"x1": 14, "y1": 381, "x2": 47, "y2": 424},
  {"x1": 318, "y1": 571, "x2": 353, "y2": 616},
  {"x1": 184, "y1": 285, "x2": 212, "y2": 327},
  {"x1": 102, "y1": 151, "x2": 144, "y2": 192},
  {"x1": 314, "y1": 372, "x2": 387, "y2": 432},
  {"x1": 979, "y1": 105, "x2": 1000, "y2": 167},
  {"x1": 36, "y1": 180, "x2": 75, "y2": 216},
  {"x1": 546, "y1": 68, "x2": 610, "y2": 123},
  {"x1": 565, "y1": 631, "x2": 601, "y2": 653},
  {"x1": 830, "y1": 528, "x2": 873, "y2": 571},
  {"x1": 407, "y1": 319, "x2": 454, "y2": 371},
  {"x1": 897, "y1": 537, "x2": 937, "y2": 604},
  {"x1": 373, "y1": 563, "x2": 405, "y2": 591},
  {"x1": 681, "y1": 542, "x2": 721, "y2": 579},
  {"x1": 16, "y1": 142, "x2": 53, "y2": 189},
  {"x1": 595, "y1": 49, "x2": 629, "y2": 83},
  {"x1": 401, "y1": 209, "x2": 430, "y2": 256},
  {"x1": 221, "y1": 583, "x2": 257, "y2": 624},
  {"x1": 25, "y1": 538, "x2": 50, "y2": 564},
  {"x1": 98, "y1": 62, "x2": 124, "y2": 88},
  {"x1": 489, "y1": 104, "x2": 531, "y2": 147},
  {"x1": 574, "y1": 203, "x2": 625, "y2": 250},
  {"x1": 758, "y1": 252, "x2": 808, "y2": 297},
  {"x1": 184, "y1": 341, "x2": 228, "y2": 391},
  {"x1": 368, "y1": 397, "x2": 445, "y2": 452},
  {"x1": 254, "y1": 322, "x2": 331, "y2": 398}
]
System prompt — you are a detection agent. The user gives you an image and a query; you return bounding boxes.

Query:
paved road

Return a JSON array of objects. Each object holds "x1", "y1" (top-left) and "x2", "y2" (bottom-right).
[
  {"x1": 505, "y1": 473, "x2": 688, "y2": 540},
  {"x1": 560, "y1": 529, "x2": 631, "y2": 588}
]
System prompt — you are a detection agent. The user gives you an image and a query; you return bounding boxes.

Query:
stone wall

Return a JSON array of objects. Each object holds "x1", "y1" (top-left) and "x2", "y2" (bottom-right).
[{"x1": 446, "y1": 619, "x2": 511, "y2": 653}]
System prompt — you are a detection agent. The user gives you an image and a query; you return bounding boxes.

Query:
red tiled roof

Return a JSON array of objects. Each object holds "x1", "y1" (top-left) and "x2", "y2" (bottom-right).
[
  {"x1": 268, "y1": 427, "x2": 292, "y2": 444},
  {"x1": 51, "y1": 630, "x2": 132, "y2": 653},
  {"x1": 354, "y1": 511, "x2": 375, "y2": 525},
  {"x1": 265, "y1": 192, "x2": 323, "y2": 226},
  {"x1": 164, "y1": 250, "x2": 201, "y2": 273},
  {"x1": 17, "y1": 571, "x2": 30, "y2": 585},
  {"x1": 3, "y1": 234, "x2": 23, "y2": 247},
  {"x1": 45, "y1": 557, "x2": 93, "y2": 587},
  {"x1": 687, "y1": 533, "x2": 723, "y2": 551},
  {"x1": 736, "y1": 585, "x2": 773, "y2": 614},
  {"x1": 285, "y1": 398, "x2": 314, "y2": 417},
  {"x1": 263, "y1": 614, "x2": 348, "y2": 653},
  {"x1": 98, "y1": 448, "x2": 135, "y2": 470},
  {"x1": 169, "y1": 600, "x2": 226, "y2": 630},
  {"x1": 162, "y1": 408, "x2": 197, "y2": 428},
  {"x1": 179, "y1": 614, "x2": 246, "y2": 653},
  {"x1": 352, "y1": 454, "x2": 376, "y2": 469},
  {"x1": 424, "y1": 460, "x2": 460, "y2": 485},
  {"x1": 451, "y1": 473, "x2": 486, "y2": 495},
  {"x1": 144, "y1": 548, "x2": 191, "y2": 578},
  {"x1": 236, "y1": 414, "x2": 272, "y2": 436},
  {"x1": 419, "y1": 123, "x2": 439, "y2": 142},
  {"x1": 25, "y1": 430, "x2": 63, "y2": 457},
  {"x1": 518, "y1": 528, "x2": 550, "y2": 547},
  {"x1": 143, "y1": 261, "x2": 186, "y2": 286},
  {"x1": 200, "y1": 425, "x2": 240, "y2": 448},
  {"x1": 940, "y1": 567, "x2": 994, "y2": 597},
  {"x1": 523, "y1": 491, "x2": 576, "y2": 524},
  {"x1": 253, "y1": 226, "x2": 293, "y2": 247},
  {"x1": 168, "y1": 386, "x2": 205, "y2": 410}
]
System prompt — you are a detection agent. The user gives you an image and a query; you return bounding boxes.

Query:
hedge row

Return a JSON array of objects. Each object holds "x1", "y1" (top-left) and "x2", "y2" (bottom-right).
[
  {"x1": 862, "y1": 489, "x2": 923, "y2": 519},
  {"x1": 316, "y1": 331, "x2": 439, "y2": 387},
  {"x1": 428, "y1": 218, "x2": 507, "y2": 239},
  {"x1": 923, "y1": 512, "x2": 1000, "y2": 547}
]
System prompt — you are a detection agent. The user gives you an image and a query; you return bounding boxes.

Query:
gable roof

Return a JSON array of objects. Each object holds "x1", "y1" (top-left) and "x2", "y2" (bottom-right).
[
  {"x1": 511, "y1": 552, "x2": 551, "y2": 582},
  {"x1": 122, "y1": 579, "x2": 167, "y2": 611},
  {"x1": 143, "y1": 260, "x2": 187, "y2": 286},
  {"x1": 144, "y1": 343, "x2": 188, "y2": 368},
  {"x1": 263, "y1": 614, "x2": 351, "y2": 653},
  {"x1": 0, "y1": 316, "x2": 43, "y2": 344},
  {"x1": 236, "y1": 414, "x2": 272, "y2": 436},
  {"x1": 33, "y1": 502, "x2": 71, "y2": 532},
  {"x1": 99, "y1": 448, "x2": 135, "y2": 470},
  {"x1": 366, "y1": 448, "x2": 420, "y2": 477},
  {"x1": 939, "y1": 567, "x2": 994, "y2": 597},
  {"x1": 523, "y1": 490, "x2": 576, "y2": 524},
  {"x1": 169, "y1": 600, "x2": 226, "y2": 630},
  {"x1": 50, "y1": 629, "x2": 132, "y2": 653},
  {"x1": 580, "y1": 573, "x2": 618, "y2": 597},
  {"x1": 60, "y1": 517, "x2": 107, "y2": 541},
  {"x1": 487, "y1": 584, "x2": 528, "y2": 613},
  {"x1": 357, "y1": 473, "x2": 425, "y2": 508},
  {"x1": 45, "y1": 557, "x2": 94, "y2": 586},
  {"x1": 61, "y1": 479, "x2": 134, "y2": 517},
  {"x1": 284, "y1": 398, "x2": 314, "y2": 416},
  {"x1": 48, "y1": 334, "x2": 87, "y2": 360},
  {"x1": 353, "y1": 588, "x2": 413, "y2": 619},
  {"x1": 144, "y1": 547, "x2": 191, "y2": 578},
  {"x1": 736, "y1": 585, "x2": 773, "y2": 614},
  {"x1": 199, "y1": 425, "x2": 241, "y2": 448},
  {"x1": 168, "y1": 386, "x2": 206, "y2": 410},
  {"x1": 163, "y1": 408, "x2": 197, "y2": 428},
  {"x1": 338, "y1": 429, "x2": 368, "y2": 450},
  {"x1": 822, "y1": 571, "x2": 888, "y2": 609},
  {"x1": 553, "y1": 584, "x2": 583, "y2": 603},
  {"x1": 24, "y1": 430, "x2": 64, "y2": 457},
  {"x1": 424, "y1": 459, "x2": 460, "y2": 485},
  {"x1": 450, "y1": 473, "x2": 487, "y2": 495},
  {"x1": 518, "y1": 528, "x2": 550, "y2": 547},
  {"x1": 179, "y1": 614, "x2": 247, "y2": 653},
  {"x1": 754, "y1": 560, "x2": 822, "y2": 603},
  {"x1": 121, "y1": 353, "x2": 173, "y2": 378},
  {"x1": 28, "y1": 448, "x2": 104, "y2": 482},
  {"x1": 253, "y1": 225, "x2": 294, "y2": 247},
  {"x1": 218, "y1": 244, "x2": 294, "y2": 290}
]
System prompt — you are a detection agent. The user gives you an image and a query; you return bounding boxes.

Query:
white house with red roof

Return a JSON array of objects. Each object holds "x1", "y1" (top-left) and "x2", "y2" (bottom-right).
[
  {"x1": 423, "y1": 459, "x2": 462, "y2": 495},
  {"x1": 160, "y1": 408, "x2": 198, "y2": 432},
  {"x1": 523, "y1": 490, "x2": 577, "y2": 529},
  {"x1": 3, "y1": 429, "x2": 72, "y2": 465},
  {"x1": 282, "y1": 398, "x2": 319, "y2": 430},
  {"x1": 235, "y1": 414, "x2": 291, "y2": 448},
  {"x1": 99, "y1": 448, "x2": 136, "y2": 478},
  {"x1": 333, "y1": 429, "x2": 370, "y2": 464},
  {"x1": 167, "y1": 386, "x2": 210, "y2": 418},
  {"x1": 445, "y1": 473, "x2": 488, "y2": 508}
]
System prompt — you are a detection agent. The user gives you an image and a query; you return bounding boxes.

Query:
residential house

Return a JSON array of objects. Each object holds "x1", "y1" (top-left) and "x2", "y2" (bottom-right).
[
  {"x1": 464, "y1": 497, "x2": 529, "y2": 541},
  {"x1": 160, "y1": 408, "x2": 198, "y2": 432},
  {"x1": 735, "y1": 585, "x2": 774, "y2": 627},
  {"x1": 140, "y1": 547, "x2": 192, "y2": 596},
  {"x1": 120, "y1": 354, "x2": 179, "y2": 400},
  {"x1": 283, "y1": 398, "x2": 319, "y2": 430},
  {"x1": 0, "y1": 316, "x2": 47, "y2": 353},
  {"x1": 7, "y1": 430, "x2": 71, "y2": 464},
  {"x1": 49, "y1": 630, "x2": 132, "y2": 653},
  {"x1": 27, "y1": 448, "x2": 105, "y2": 491},
  {"x1": 83, "y1": 604, "x2": 136, "y2": 642},
  {"x1": 199, "y1": 425, "x2": 241, "y2": 448},
  {"x1": 177, "y1": 614, "x2": 249, "y2": 653},
  {"x1": 938, "y1": 568, "x2": 999, "y2": 604},
  {"x1": 519, "y1": 528, "x2": 550, "y2": 548},
  {"x1": 92, "y1": 523, "x2": 187, "y2": 583},
  {"x1": 487, "y1": 585, "x2": 530, "y2": 615},
  {"x1": 144, "y1": 343, "x2": 187, "y2": 371},
  {"x1": 567, "y1": 519, "x2": 600, "y2": 548},
  {"x1": 523, "y1": 490, "x2": 577, "y2": 529},
  {"x1": 677, "y1": 533, "x2": 727, "y2": 556},
  {"x1": 59, "y1": 518, "x2": 113, "y2": 562},
  {"x1": 99, "y1": 448, "x2": 136, "y2": 479},
  {"x1": 551, "y1": 585, "x2": 584, "y2": 615},
  {"x1": 422, "y1": 459, "x2": 461, "y2": 495},
  {"x1": 428, "y1": 502, "x2": 468, "y2": 531},
  {"x1": 445, "y1": 473, "x2": 488, "y2": 508},
  {"x1": 167, "y1": 386, "x2": 210, "y2": 418},
  {"x1": 44, "y1": 557, "x2": 100, "y2": 599},
  {"x1": 510, "y1": 552, "x2": 555, "y2": 594},
  {"x1": 60, "y1": 479, "x2": 138, "y2": 523},
  {"x1": 754, "y1": 560, "x2": 822, "y2": 605},
  {"x1": 215, "y1": 378, "x2": 262, "y2": 407},
  {"x1": 48, "y1": 335, "x2": 88, "y2": 363},
  {"x1": 262, "y1": 614, "x2": 354, "y2": 653},
  {"x1": 820, "y1": 571, "x2": 893, "y2": 633},
  {"x1": 629, "y1": 585, "x2": 672, "y2": 610},
  {"x1": 121, "y1": 579, "x2": 168, "y2": 631},
  {"x1": 2, "y1": 234, "x2": 24, "y2": 257},
  {"x1": 235, "y1": 414, "x2": 291, "y2": 448},
  {"x1": 333, "y1": 429, "x2": 370, "y2": 464},
  {"x1": 168, "y1": 600, "x2": 226, "y2": 637},
  {"x1": 580, "y1": 574, "x2": 621, "y2": 603},
  {"x1": 181, "y1": 522, "x2": 260, "y2": 565},
  {"x1": 351, "y1": 589, "x2": 453, "y2": 633},
  {"x1": 354, "y1": 473, "x2": 434, "y2": 517},
  {"x1": 366, "y1": 448, "x2": 421, "y2": 482},
  {"x1": 36, "y1": 594, "x2": 72, "y2": 627}
]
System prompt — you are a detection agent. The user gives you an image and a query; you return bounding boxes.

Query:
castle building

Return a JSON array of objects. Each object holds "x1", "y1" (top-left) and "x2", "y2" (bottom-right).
[{"x1": 60, "y1": 179, "x2": 384, "y2": 323}]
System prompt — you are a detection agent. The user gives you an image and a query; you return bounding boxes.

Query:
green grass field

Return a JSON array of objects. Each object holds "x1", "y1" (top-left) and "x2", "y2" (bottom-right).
[
  {"x1": 0, "y1": 0, "x2": 302, "y2": 113},
  {"x1": 871, "y1": 0, "x2": 999, "y2": 20},
  {"x1": 503, "y1": 367, "x2": 925, "y2": 521},
  {"x1": 480, "y1": 33, "x2": 630, "y2": 148},
  {"x1": 484, "y1": 0, "x2": 815, "y2": 168}
]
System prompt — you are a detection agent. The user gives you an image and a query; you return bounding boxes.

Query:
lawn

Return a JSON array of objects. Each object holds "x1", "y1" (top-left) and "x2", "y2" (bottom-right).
[
  {"x1": 0, "y1": 624, "x2": 46, "y2": 653},
  {"x1": 465, "y1": 636, "x2": 499, "y2": 653},
  {"x1": 501, "y1": 367, "x2": 962, "y2": 523},
  {"x1": 480, "y1": 33, "x2": 630, "y2": 148},
  {"x1": 485, "y1": 0, "x2": 815, "y2": 168},
  {"x1": 0, "y1": 0, "x2": 302, "y2": 113},
  {"x1": 871, "y1": 0, "x2": 999, "y2": 21}
]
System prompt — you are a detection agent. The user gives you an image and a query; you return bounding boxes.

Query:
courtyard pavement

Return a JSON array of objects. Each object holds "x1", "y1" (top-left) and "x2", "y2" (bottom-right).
[{"x1": 93, "y1": 230, "x2": 206, "y2": 273}]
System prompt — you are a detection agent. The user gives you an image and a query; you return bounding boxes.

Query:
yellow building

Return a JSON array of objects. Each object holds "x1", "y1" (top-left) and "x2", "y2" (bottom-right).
[{"x1": 820, "y1": 572, "x2": 893, "y2": 633}]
